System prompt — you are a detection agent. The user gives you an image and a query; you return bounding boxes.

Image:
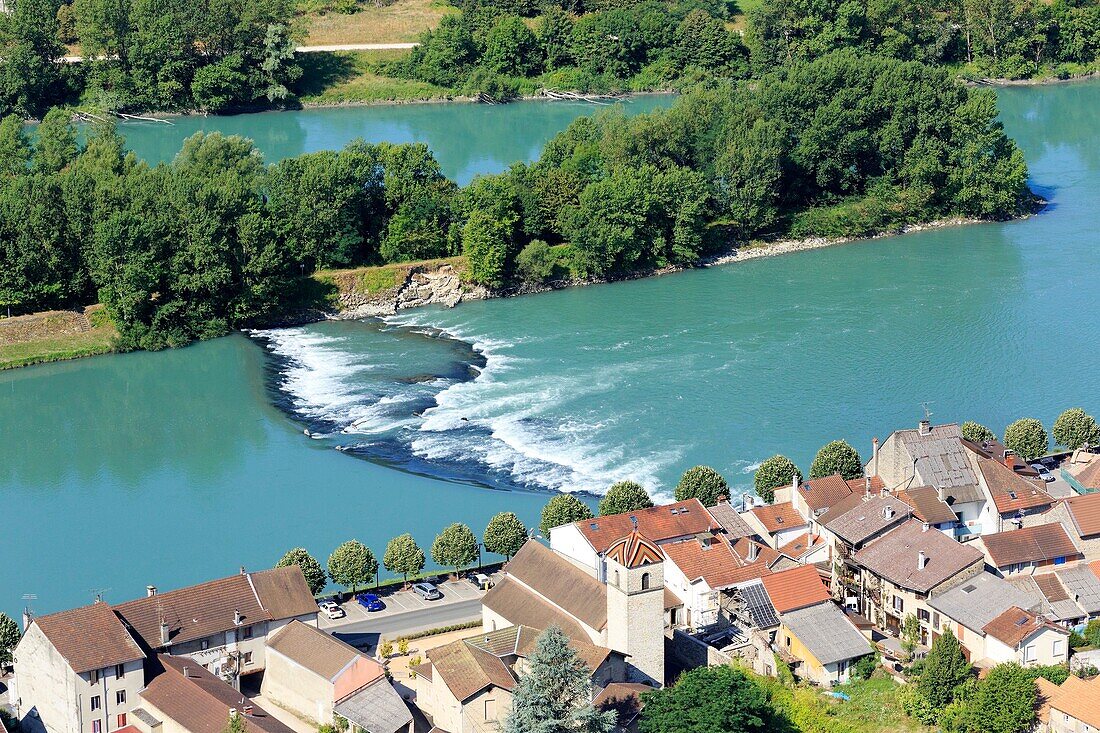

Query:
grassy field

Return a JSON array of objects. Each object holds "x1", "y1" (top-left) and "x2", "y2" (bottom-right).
[
  {"x1": 296, "y1": 49, "x2": 454, "y2": 104},
  {"x1": 314, "y1": 256, "x2": 469, "y2": 298},
  {"x1": 0, "y1": 308, "x2": 118, "y2": 370},
  {"x1": 301, "y1": 0, "x2": 456, "y2": 45},
  {"x1": 760, "y1": 673, "x2": 927, "y2": 733}
]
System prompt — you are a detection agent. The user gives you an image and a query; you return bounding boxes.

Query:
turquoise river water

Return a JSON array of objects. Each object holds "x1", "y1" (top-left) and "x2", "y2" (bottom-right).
[{"x1": 2, "y1": 86, "x2": 1098, "y2": 617}]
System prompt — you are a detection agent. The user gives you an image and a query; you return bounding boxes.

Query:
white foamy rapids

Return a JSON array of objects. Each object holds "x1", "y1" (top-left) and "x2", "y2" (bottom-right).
[
  {"x1": 254, "y1": 327, "x2": 438, "y2": 433},
  {"x1": 384, "y1": 314, "x2": 682, "y2": 494}
]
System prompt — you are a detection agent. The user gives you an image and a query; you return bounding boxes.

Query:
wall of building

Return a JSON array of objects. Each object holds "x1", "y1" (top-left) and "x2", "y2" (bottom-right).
[
  {"x1": 661, "y1": 561, "x2": 714, "y2": 628},
  {"x1": 605, "y1": 562, "x2": 665, "y2": 686},
  {"x1": 983, "y1": 629, "x2": 1069, "y2": 667},
  {"x1": 549, "y1": 525, "x2": 599, "y2": 576},
  {"x1": 12, "y1": 626, "x2": 144, "y2": 733},
  {"x1": 260, "y1": 650, "x2": 333, "y2": 725}
]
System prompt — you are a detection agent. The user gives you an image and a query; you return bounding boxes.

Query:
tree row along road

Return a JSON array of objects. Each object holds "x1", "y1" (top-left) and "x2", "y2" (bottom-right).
[{"x1": 60, "y1": 43, "x2": 419, "y2": 63}]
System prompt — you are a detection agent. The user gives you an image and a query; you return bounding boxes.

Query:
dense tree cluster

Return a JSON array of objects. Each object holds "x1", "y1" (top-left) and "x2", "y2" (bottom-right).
[{"x1": 390, "y1": 1, "x2": 746, "y2": 99}]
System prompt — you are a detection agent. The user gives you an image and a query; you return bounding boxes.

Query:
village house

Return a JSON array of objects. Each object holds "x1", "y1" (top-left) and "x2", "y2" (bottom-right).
[
  {"x1": 484, "y1": 532, "x2": 665, "y2": 685},
  {"x1": 660, "y1": 534, "x2": 775, "y2": 630},
  {"x1": 869, "y1": 422, "x2": 993, "y2": 537},
  {"x1": 792, "y1": 473, "x2": 888, "y2": 530},
  {"x1": 11, "y1": 567, "x2": 318, "y2": 733},
  {"x1": 847, "y1": 519, "x2": 985, "y2": 643},
  {"x1": 743, "y1": 502, "x2": 808, "y2": 550},
  {"x1": 1024, "y1": 492, "x2": 1100, "y2": 561},
  {"x1": 893, "y1": 485, "x2": 960, "y2": 535},
  {"x1": 1036, "y1": 673, "x2": 1100, "y2": 733},
  {"x1": 705, "y1": 499, "x2": 761, "y2": 542},
  {"x1": 1063, "y1": 450, "x2": 1100, "y2": 494},
  {"x1": 816, "y1": 493, "x2": 912, "y2": 569},
  {"x1": 978, "y1": 606, "x2": 1070, "y2": 667},
  {"x1": 593, "y1": 683, "x2": 651, "y2": 733},
  {"x1": 130, "y1": 655, "x2": 293, "y2": 733},
  {"x1": 414, "y1": 625, "x2": 623, "y2": 733},
  {"x1": 978, "y1": 523, "x2": 1083, "y2": 576},
  {"x1": 261, "y1": 621, "x2": 412, "y2": 733},
  {"x1": 927, "y1": 571, "x2": 1049, "y2": 664},
  {"x1": 1008, "y1": 572, "x2": 1093, "y2": 629},
  {"x1": 966, "y1": 442, "x2": 1056, "y2": 532}
]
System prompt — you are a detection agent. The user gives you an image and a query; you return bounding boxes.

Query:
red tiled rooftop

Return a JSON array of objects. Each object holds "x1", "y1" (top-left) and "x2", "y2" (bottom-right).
[
  {"x1": 749, "y1": 502, "x2": 807, "y2": 534},
  {"x1": 1065, "y1": 492, "x2": 1100, "y2": 538},
  {"x1": 778, "y1": 533, "x2": 824, "y2": 559},
  {"x1": 760, "y1": 564, "x2": 831, "y2": 614},
  {"x1": 662, "y1": 536, "x2": 771, "y2": 589},
  {"x1": 575, "y1": 499, "x2": 715, "y2": 553},
  {"x1": 981, "y1": 523, "x2": 1080, "y2": 568},
  {"x1": 978, "y1": 457, "x2": 1054, "y2": 514},
  {"x1": 982, "y1": 606, "x2": 1064, "y2": 647},
  {"x1": 798, "y1": 474, "x2": 853, "y2": 513}
]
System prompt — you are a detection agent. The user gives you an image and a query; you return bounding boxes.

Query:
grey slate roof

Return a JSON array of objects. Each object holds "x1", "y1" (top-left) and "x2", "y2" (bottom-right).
[
  {"x1": 335, "y1": 679, "x2": 414, "y2": 733},
  {"x1": 1008, "y1": 575, "x2": 1085, "y2": 622},
  {"x1": 1055, "y1": 566, "x2": 1100, "y2": 614},
  {"x1": 824, "y1": 495, "x2": 911, "y2": 547},
  {"x1": 707, "y1": 502, "x2": 758, "y2": 539},
  {"x1": 928, "y1": 571, "x2": 1040, "y2": 632},
  {"x1": 897, "y1": 423, "x2": 980, "y2": 491},
  {"x1": 781, "y1": 602, "x2": 872, "y2": 665},
  {"x1": 852, "y1": 520, "x2": 984, "y2": 593}
]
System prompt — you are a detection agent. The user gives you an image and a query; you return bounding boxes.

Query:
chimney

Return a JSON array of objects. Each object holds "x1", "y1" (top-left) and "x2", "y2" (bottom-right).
[
  {"x1": 22, "y1": 609, "x2": 33, "y2": 632},
  {"x1": 872, "y1": 436, "x2": 879, "y2": 476},
  {"x1": 748, "y1": 543, "x2": 760, "y2": 562},
  {"x1": 918, "y1": 551, "x2": 928, "y2": 570},
  {"x1": 183, "y1": 666, "x2": 190, "y2": 678},
  {"x1": 239, "y1": 566, "x2": 246, "y2": 575},
  {"x1": 922, "y1": 522, "x2": 930, "y2": 533},
  {"x1": 717, "y1": 494, "x2": 728, "y2": 504},
  {"x1": 243, "y1": 706, "x2": 254, "y2": 717},
  {"x1": 937, "y1": 484, "x2": 945, "y2": 502},
  {"x1": 883, "y1": 506, "x2": 895, "y2": 519},
  {"x1": 234, "y1": 609, "x2": 243, "y2": 626},
  {"x1": 918, "y1": 420, "x2": 931, "y2": 436},
  {"x1": 160, "y1": 621, "x2": 170, "y2": 646},
  {"x1": 792, "y1": 473, "x2": 799, "y2": 492},
  {"x1": 146, "y1": 585, "x2": 157, "y2": 597},
  {"x1": 865, "y1": 476, "x2": 871, "y2": 499}
]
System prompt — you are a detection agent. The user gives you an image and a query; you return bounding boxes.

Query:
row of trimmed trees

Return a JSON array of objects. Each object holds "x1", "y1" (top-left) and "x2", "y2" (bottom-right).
[
  {"x1": 753, "y1": 440, "x2": 865, "y2": 503},
  {"x1": 275, "y1": 512, "x2": 532, "y2": 595},
  {"x1": 962, "y1": 406, "x2": 1100, "y2": 460}
]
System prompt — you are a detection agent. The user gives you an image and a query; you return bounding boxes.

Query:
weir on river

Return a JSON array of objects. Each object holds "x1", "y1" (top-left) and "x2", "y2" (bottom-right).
[{"x1": 2, "y1": 82, "x2": 1099, "y2": 617}]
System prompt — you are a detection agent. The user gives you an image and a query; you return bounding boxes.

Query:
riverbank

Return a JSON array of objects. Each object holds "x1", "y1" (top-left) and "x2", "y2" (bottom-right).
[
  {"x1": 0, "y1": 306, "x2": 118, "y2": 370},
  {"x1": 328, "y1": 215, "x2": 997, "y2": 319}
]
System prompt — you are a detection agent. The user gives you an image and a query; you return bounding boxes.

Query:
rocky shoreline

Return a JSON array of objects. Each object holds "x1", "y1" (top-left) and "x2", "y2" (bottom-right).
[{"x1": 329, "y1": 215, "x2": 993, "y2": 321}]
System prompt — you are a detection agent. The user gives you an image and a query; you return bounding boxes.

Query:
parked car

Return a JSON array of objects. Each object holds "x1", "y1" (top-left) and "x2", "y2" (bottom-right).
[
  {"x1": 1030, "y1": 463, "x2": 1055, "y2": 482},
  {"x1": 469, "y1": 572, "x2": 492, "y2": 590},
  {"x1": 412, "y1": 582, "x2": 443, "y2": 600},
  {"x1": 318, "y1": 601, "x2": 345, "y2": 620},
  {"x1": 356, "y1": 593, "x2": 385, "y2": 611}
]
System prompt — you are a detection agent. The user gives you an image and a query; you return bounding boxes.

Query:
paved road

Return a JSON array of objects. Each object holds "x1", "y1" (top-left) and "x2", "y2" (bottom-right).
[
  {"x1": 61, "y1": 43, "x2": 418, "y2": 63},
  {"x1": 329, "y1": 597, "x2": 483, "y2": 650}
]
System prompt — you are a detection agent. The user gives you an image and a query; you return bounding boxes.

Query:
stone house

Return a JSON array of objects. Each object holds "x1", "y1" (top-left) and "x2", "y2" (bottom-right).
[
  {"x1": 11, "y1": 567, "x2": 318, "y2": 733},
  {"x1": 1037, "y1": 674, "x2": 1100, "y2": 733},
  {"x1": 414, "y1": 626, "x2": 624, "y2": 733},
  {"x1": 483, "y1": 533, "x2": 665, "y2": 685},
  {"x1": 744, "y1": 503, "x2": 808, "y2": 550},
  {"x1": 262, "y1": 621, "x2": 411, "y2": 733},
  {"x1": 848, "y1": 519, "x2": 985, "y2": 643},
  {"x1": 1025, "y1": 493, "x2": 1100, "y2": 561}
]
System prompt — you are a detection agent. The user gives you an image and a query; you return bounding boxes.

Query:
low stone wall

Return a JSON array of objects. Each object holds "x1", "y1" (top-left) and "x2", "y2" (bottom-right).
[
  {"x1": 0, "y1": 310, "x2": 89, "y2": 345},
  {"x1": 665, "y1": 629, "x2": 735, "y2": 670}
]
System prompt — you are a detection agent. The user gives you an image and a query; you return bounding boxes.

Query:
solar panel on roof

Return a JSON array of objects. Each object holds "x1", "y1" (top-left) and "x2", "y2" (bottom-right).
[{"x1": 741, "y1": 582, "x2": 780, "y2": 628}]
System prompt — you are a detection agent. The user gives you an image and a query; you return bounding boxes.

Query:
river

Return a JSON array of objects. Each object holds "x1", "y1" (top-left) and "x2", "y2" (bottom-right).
[{"x1": 2, "y1": 85, "x2": 1099, "y2": 618}]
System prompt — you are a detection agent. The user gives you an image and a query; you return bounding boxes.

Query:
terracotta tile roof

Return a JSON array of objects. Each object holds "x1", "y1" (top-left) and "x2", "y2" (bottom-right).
[
  {"x1": 981, "y1": 606, "x2": 1065, "y2": 647},
  {"x1": 116, "y1": 567, "x2": 315, "y2": 649},
  {"x1": 606, "y1": 531, "x2": 663, "y2": 568},
  {"x1": 895, "y1": 486, "x2": 958, "y2": 525},
  {"x1": 1073, "y1": 458, "x2": 1100, "y2": 490},
  {"x1": 33, "y1": 602, "x2": 144, "y2": 674},
  {"x1": 1035, "y1": 676, "x2": 1061, "y2": 723},
  {"x1": 141, "y1": 655, "x2": 293, "y2": 733},
  {"x1": 798, "y1": 474, "x2": 853, "y2": 513},
  {"x1": 749, "y1": 502, "x2": 806, "y2": 534},
  {"x1": 267, "y1": 620, "x2": 382, "y2": 684},
  {"x1": 729, "y1": 537, "x2": 781, "y2": 567},
  {"x1": 1064, "y1": 493, "x2": 1100, "y2": 537},
  {"x1": 1091, "y1": 559, "x2": 1100, "y2": 581},
  {"x1": 760, "y1": 565, "x2": 831, "y2": 614},
  {"x1": 1047, "y1": 675, "x2": 1100, "y2": 728},
  {"x1": 575, "y1": 500, "x2": 715, "y2": 553},
  {"x1": 778, "y1": 533, "x2": 824, "y2": 559},
  {"x1": 1033, "y1": 573, "x2": 1070, "y2": 602},
  {"x1": 428, "y1": 625, "x2": 613, "y2": 703},
  {"x1": 981, "y1": 523, "x2": 1080, "y2": 568},
  {"x1": 977, "y1": 457, "x2": 1054, "y2": 514},
  {"x1": 853, "y1": 520, "x2": 984, "y2": 593},
  {"x1": 662, "y1": 536, "x2": 771, "y2": 589},
  {"x1": 494, "y1": 541, "x2": 607, "y2": 632}
]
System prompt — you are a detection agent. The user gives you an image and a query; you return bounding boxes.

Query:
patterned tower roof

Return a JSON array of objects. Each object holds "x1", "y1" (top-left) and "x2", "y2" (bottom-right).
[{"x1": 605, "y1": 530, "x2": 662, "y2": 568}]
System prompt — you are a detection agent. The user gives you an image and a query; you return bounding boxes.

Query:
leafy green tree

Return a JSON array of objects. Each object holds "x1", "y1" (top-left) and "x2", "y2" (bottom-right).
[
  {"x1": 32, "y1": 108, "x2": 80, "y2": 174},
  {"x1": 462, "y1": 209, "x2": 513, "y2": 287},
  {"x1": 0, "y1": 612, "x2": 21, "y2": 665},
  {"x1": 503, "y1": 625, "x2": 616, "y2": 733},
  {"x1": 431, "y1": 522, "x2": 479, "y2": 574},
  {"x1": 1003, "y1": 418, "x2": 1048, "y2": 460},
  {"x1": 809, "y1": 440, "x2": 863, "y2": 479},
  {"x1": 915, "y1": 629, "x2": 972, "y2": 719},
  {"x1": 639, "y1": 665, "x2": 772, "y2": 733},
  {"x1": 191, "y1": 54, "x2": 248, "y2": 112},
  {"x1": 483, "y1": 512, "x2": 528, "y2": 559},
  {"x1": 536, "y1": 7, "x2": 574, "y2": 69},
  {"x1": 0, "y1": 0, "x2": 66, "y2": 118},
  {"x1": 540, "y1": 494, "x2": 593, "y2": 535},
  {"x1": 276, "y1": 547, "x2": 327, "y2": 595},
  {"x1": 961, "y1": 421, "x2": 997, "y2": 443},
  {"x1": 483, "y1": 16, "x2": 543, "y2": 76},
  {"x1": 753, "y1": 455, "x2": 801, "y2": 503},
  {"x1": 672, "y1": 9, "x2": 745, "y2": 72},
  {"x1": 406, "y1": 14, "x2": 477, "y2": 87},
  {"x1": 901, "y1": 613, "x2": 920, "y2": 661},
  {"x1": 598, "y1": 480, "x2": 654, "y2": 516},
  {"x1": 0, "y1": 115, "x2": 31, "y2": 176},
  {"x1": 955, "y1": 663, "x2": 1037, "y2": 733},
  {"x1": 327, "y1": 540, "x2": 378, "y2": 592},
  {"x1": 383, "y1": 533, "x2": 426, "y2": 583},
  {"x1": 515, "y1": 239, "x2": 555, "y2": 283},
  {"x1": 674, "y1": 466, "x2": 729, "y2": 506},
  {"x1": 1052, "y1": 408, "x2": 1100, "y2": 450}
]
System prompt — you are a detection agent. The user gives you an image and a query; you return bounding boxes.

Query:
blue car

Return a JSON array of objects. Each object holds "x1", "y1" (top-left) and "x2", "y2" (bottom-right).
[{"x1": 355, "y1": 593, "x2": 385, "y2": 612}]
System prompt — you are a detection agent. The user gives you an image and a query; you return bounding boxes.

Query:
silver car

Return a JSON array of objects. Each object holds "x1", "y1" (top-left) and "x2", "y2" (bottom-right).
[
  {"x1": 1030, "y1": 463, "x2": 1055, "y2": 482},
  {"x1": 411, "y1": 582, "x2": 443, "y2": 600}
]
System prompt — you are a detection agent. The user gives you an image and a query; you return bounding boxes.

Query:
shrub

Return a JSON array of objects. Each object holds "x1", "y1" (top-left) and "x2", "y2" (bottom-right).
[
  {"x1": 1004, "y1": 418, "x2": 1048, "y2": 460},
  {"x1": 515, "y1": 239, "x2": 555, "y2": 283},
  {"x1": 961, "y1": 421, "x2": 997, "y2": 443},
  {"x1": 397, "y1": 638, "x2": 409, "y2": 655},
  {"x1": 379, "y1": 639, "x2": 393, "y2": 657}
]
